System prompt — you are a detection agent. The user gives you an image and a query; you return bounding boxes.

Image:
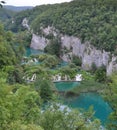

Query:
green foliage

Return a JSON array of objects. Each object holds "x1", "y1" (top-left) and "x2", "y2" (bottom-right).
[
  {"x1": 3, "y1": 0, "x2": 117, "y2": 54},
  {"x1": 95, "y1": 65, "x2": 107, "y2": 82},
  {"x1": 103, "y1": 74, "x2": 117, "y2": 129},
  {"x1": 0, "y1": 70, "x2": 102, "y2": 130},
  {"x1": 0, "y1": 77, "x2": 42, "y2": 129},
  {"x1": 44, "y1": 37, "x2": 61, "y2": 57},
  {"x1": 39, "y1": 103, "x2": 101, "y2": 130},
  {"x1": 43, "y1": 55, "x2": 59, "y2": 68},
  {"x1": 0, "y1": 23, "x2": 17, "y2": 68},
  {"x1": 59, "y1": 65, "x2": 78, "y2": 79},
  {"x1": 6, "y1": 66, "x2": 24, "y2": 84},
  {"x1": 91, "y1": 62, "x2": 97, "y2": 73},
  {"x1": 34, "y1": 79, "x2": 54, "y2": 102},
  {"x1": 15, "y1": 31, "x2": 32, "y2": 47},
  {"x1": 70, "y1": 80, "x2": 106, "y2": 95},
  {"x1": 72, "y1": 55, "x2": 82, "y2": 66},
  {"x1": 8, "y1": 0, "x2": 117, "y2": 53}
]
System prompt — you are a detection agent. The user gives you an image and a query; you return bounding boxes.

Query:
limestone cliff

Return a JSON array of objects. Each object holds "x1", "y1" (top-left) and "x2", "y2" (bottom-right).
[
  {"x1": 30, "y1": 34, "x2": 49, "y2": 50},
  {"x1": 30, "y1": 26, "x2": 117, "y2": 75}
]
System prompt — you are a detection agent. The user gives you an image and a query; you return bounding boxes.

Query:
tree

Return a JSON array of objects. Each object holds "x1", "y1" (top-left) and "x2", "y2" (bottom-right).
[
  {"x1": 34, "y1": 79, "x2": 54, "y2": 102},
  {"x1": 39, "y1": 104, "x2": 101, "y2": 130},
  {"x1": 72, "y1": 55, "x2": 82, "y2": 67},
  {"x1": 44, "y1": 37, "x2": 61, "y2": 57},
  {"x1": 6, "y1": 65, "x2": 24, "y2": 84},
  {"x1": 103, "y1": 74, "x2": 117, "y2": 130},
  {"x1": 95, "y1": 65, "x2": 107, "y2": 83},
  {"x1": 0, "y1": 23, "x2": 17, "y2": 68},
  {"x1": 0, "y1": 76, "x2": 42, "y2": 129}
]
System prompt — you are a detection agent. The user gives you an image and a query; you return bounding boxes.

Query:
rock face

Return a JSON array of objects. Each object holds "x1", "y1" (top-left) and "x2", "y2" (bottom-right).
[
  {"x1": 61, "y1": 35, "x2": 110, "y2": 69},
  {"x1": 30, "y1": 26, "x2": 117, "y2": 75},
  {"x1": 22, "y1": 18, "x2": 30, "y2": 31},
  {"x1": 30, "y1": 34, "x2": 49, "y2": 50}
]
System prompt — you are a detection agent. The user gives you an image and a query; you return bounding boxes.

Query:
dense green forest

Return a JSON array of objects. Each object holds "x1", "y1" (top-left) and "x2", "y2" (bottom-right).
[
  {"x1": 0, "y1": 23, "x2": 104, "y2": 130},
  {"x1": 5, "y1": 0, "x2": 117, "y2": 53},
  {"x1": 0, "y1": 0, "x2": 117, "y2": 129},
  {"x1": 0, "y1": 7, "x2": 15, "y2": 22},
  {"x1": 0, "y1": 22, "x2": 117, "y2": 129}
]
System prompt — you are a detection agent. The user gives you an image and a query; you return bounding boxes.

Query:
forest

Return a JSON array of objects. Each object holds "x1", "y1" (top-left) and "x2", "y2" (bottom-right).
[
  {"x1": 3, "y1": 0, "x2": 117, "y2": 53},
  {"x1": 0, "y1": 0, "x2": 117, "y2": 129}
]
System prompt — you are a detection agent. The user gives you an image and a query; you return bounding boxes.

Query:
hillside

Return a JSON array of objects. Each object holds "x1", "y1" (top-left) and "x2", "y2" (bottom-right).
[
  {"x1": 6, "y1": 0, "x2": 117, "y2": 53},
  {"x1": 4, "y1": 5, "x2": 33, "y2": 12},
  {"x1": 0, "y1": 7, "x2": 15, "y2": 22}
]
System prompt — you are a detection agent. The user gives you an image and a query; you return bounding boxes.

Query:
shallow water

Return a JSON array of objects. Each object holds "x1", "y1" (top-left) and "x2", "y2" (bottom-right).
[
  {"x1": 55, "y1": 81, "x2": 79, "y2": 91},
  {"x1": 25, "y1": 47, "x2": 43, "y2": 57}
]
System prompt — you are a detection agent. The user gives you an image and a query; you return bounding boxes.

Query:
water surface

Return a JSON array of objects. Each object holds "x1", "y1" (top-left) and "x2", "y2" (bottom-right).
[
  {"x1": 65, "y1": 92, "x2": 112, "y2": 124},
  {"x1": 55, "y1": 82, "x2": 112, "y2": 124},
  {"x1": 25, "y1": 47, "x2": 43, "y2": 57},
  {"x1": 55, "y1": 81, "x2": 79, "y2": 91}
]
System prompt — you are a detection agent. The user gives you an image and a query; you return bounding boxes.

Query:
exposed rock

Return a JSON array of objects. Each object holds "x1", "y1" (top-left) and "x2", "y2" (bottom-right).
[
  {"x1": 30, "y1": 26, "x2": 117, "y2": 75},
  {"x1": 61, "y1": 35, "x2": 110, "y2": 70},
  {"x1": 30, "y1": 34, "x2": 49, "y2": 50},
  {"x1": 107, "y1": 56, "x2": 117, "y2": 75},
  {"x1": 22, "y1": 18, "x2": 30, "y2": 31},
  {"x1": 42, "y1": 26, "x2": 58, "y2": 37}
]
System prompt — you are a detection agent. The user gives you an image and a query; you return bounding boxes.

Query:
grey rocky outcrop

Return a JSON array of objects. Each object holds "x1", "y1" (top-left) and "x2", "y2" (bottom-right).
[
  {"x1": 30, "y1": 34, "x2": 49, "y2": 50},
  {"x1": 30, "y1": 26, "x2": 117, "y2": 75},
  {"x1": 22, "y1": 18, "x2": 30, "y2": 31}
]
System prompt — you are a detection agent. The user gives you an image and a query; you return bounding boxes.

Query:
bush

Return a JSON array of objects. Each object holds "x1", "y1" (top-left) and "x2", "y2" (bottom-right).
[
  {"x1": 95, "y1": 65, "x2": 107, "y2": 83},
  {"x1": 34, "y1": 79, "x2": 54, "y2": 102},
  {"x1": 72, "y1": 55, "x2": 82, "y2": 66}
]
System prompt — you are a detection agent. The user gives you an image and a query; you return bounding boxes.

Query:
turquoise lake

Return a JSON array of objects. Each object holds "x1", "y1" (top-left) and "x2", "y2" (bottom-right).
[
  {"x1": 26, "y1": 47, "x2": 113, "y2": 124},
  {"x1": 55, "y1": 81, "x2": 112, "y2": 124},
  {"x1": 55, "y1": 81, "x2": 79, "y2": 91},
  {"x1": 25, "y1": 47, "x2": 43, "y2": 57},
  {"x1": 64, "y1": 93, "x2": 112, "y2": 124}
]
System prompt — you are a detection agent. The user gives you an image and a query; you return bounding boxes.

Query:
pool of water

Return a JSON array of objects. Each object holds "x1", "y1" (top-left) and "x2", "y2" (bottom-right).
[
  {"x1": 55, "y1": 81, "x2": 79, "y2": 91},
  {"x1": 64, "y1": 92, "x2": 112, "y2": 124},
  {"x1": 25, "y1": 47, "x2": 43, "y2": 57},
  {"x1": 55, "y1": 82, "x2": 112, "y2": 124}
]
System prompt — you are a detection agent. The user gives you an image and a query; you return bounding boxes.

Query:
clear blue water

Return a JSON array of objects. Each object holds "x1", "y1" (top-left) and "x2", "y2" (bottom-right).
[
  {"x1": 54, "y1": 82, "x2": 112, "y2": 124},
  {"x1": 64, "y1": 92, "x2": 112, "y2": 124},
  {"x1": 55, "y1": 81, "x2": 79, "y2": 91},
  {"x1": 25, "y1": 47, "x2": 43, "y2": 57}
]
